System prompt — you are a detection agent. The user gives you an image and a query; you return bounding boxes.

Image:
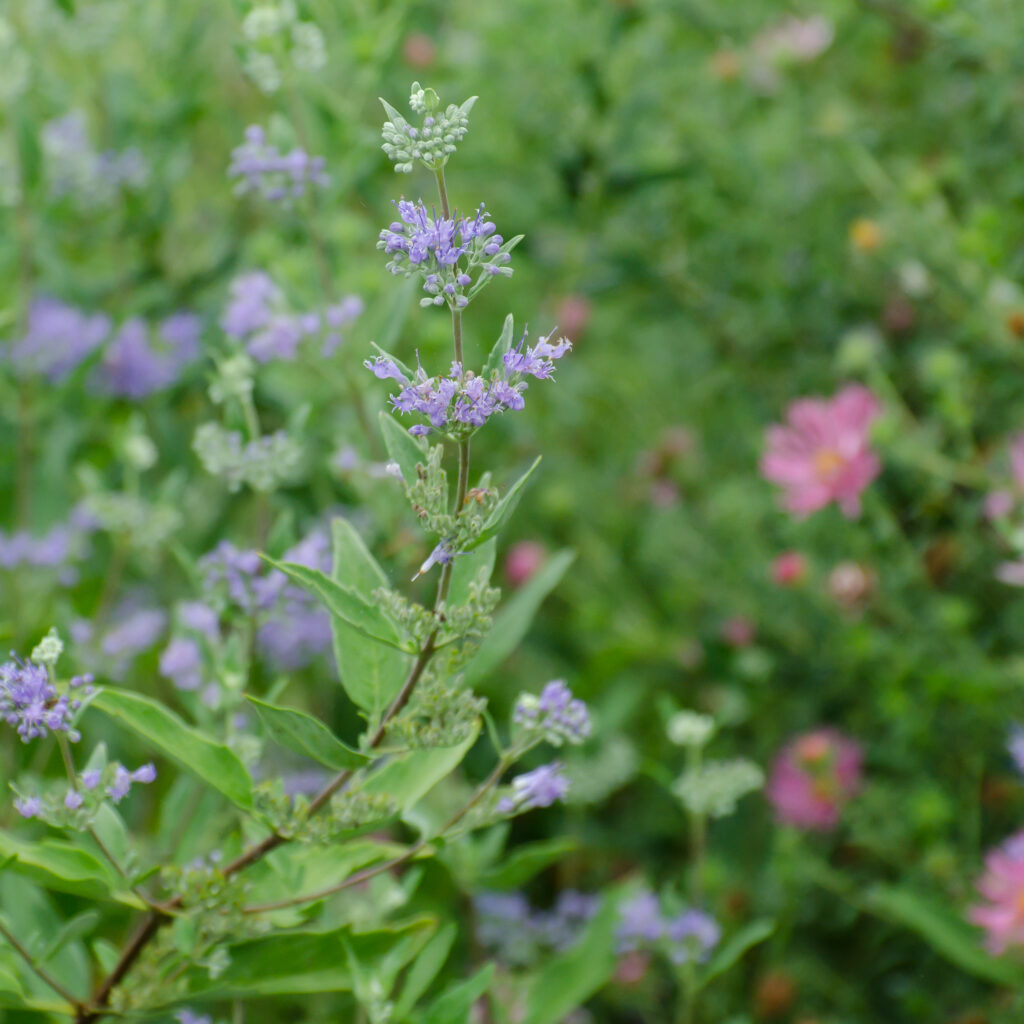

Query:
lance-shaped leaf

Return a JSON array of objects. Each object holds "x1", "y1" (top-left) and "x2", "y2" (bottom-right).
[
  {"x1": 364, "y1": 722, "x2": 480, "y2": 819},
  {"x1": 446, "y1": 537, "x2": 496, "y2": 609},
  {"x1": 268, "y1": 557, "x2": 409, "y2": 650},
  {"x1": 522, "y1": 895, "x2": 619, "y2": 1024},
  {"x1": 462, "y1": 550, "x2": 575, "y2": 688},
  {"x1": 246, "y1": 696, "x2": 370, "y2": 771},
  {"x1": 379, "y1": 410, "x2": 428, "y2": 486},
  {"x1": 331, "y1": 518, "x2": 411, "y2": 716},
  {"x1": 464, "y1": 456, "x2": 541, "y2": 552},
  {"x1": 182, "y1": 917, "x2": 436, "y2": 999},
  {"x1": 392, "y1": 922, "x2": 457, "y2": 1020},
  {"x1": 697, "y1": 918, "x2": 776, "y2": 991},
  {"x1": 864, "y1": 885, "x2": 1021, "y2": 987},
  {"x1": 418, "y1": 963, "x2": 495, "y2": 1024},
  {"x1": 90, "y1": 689, "x2": 253, "y2": 811},
  {"x1": 0, "y1": 834, "x2": 126, "y2": 903},
  {"x1": 477, "y1": 837, "x2": 578, "y2": 890},
  {"x1": 483, "y1": 313, "x2": 516, "y2": 379}
]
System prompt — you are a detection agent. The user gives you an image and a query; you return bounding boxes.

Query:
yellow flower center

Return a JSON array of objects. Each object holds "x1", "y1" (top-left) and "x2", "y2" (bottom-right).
[{"x1": 814, "y1": 448, "x2": 846, "y2": 481}]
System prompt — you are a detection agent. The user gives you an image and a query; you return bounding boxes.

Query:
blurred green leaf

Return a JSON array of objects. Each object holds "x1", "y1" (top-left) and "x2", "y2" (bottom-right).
[
  {"x1": 246, "y1": 695, "x2": 370, "y2": 770},
  {"x1": 462, "y1": 550, "x2": 575, "y2": 688},
  {"x1": 91, "y1": 689, "x2": 253, "y2": 811}
]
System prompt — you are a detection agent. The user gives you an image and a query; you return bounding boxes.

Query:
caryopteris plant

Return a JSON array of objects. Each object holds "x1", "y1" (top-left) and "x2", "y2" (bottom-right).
[{"x1": 0, "y1": 83, "x2": 587, "y2": 1023}]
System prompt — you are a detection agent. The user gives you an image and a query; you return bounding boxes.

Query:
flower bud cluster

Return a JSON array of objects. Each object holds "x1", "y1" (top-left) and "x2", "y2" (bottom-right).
[
  {"x1": 379, "y1": 200, "x2": 515, "y2": 310},
  {"x1": 193, "y1": 422, "x2": 303, "y2": 493},
  {"x1": 240, "y1": 1, "x2": 326, "y2": 94},
  {"x1": 253, "y1": 779, "x2": 397, "y2": 842},
  {"x1": 0, "y1": 651, "x2": 93, "y2": 743},
  {"x1": 672, "y1": 758, "x2": 764, "y2": 818},
  {"x1": 514, "y1": 679, "x2": 591, "y2": 747},
  {"x1": 667, "y1": 709, "x2": 715, "y2": 747},
  {"x1": 366, "y1": 332, "x2": 571, "y2": 440},
  {"x1": 381, "y1": 83, "x2": 476, "y2": 173},
  {"x1": 14, "y1": 760, "x2": 155, "y2": 823},
  {"x1": 387, "y1": 671, "x2": 487, "y2": 750}
]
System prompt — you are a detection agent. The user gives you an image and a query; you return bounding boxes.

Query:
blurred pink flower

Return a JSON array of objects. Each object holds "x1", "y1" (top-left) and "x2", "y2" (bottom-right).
[
  {"x1": 721, "y1": 615, "x2": 755, "y2": 648},
  {"x1": 761, "y1": 385, "x2": 882, "y2": 518},
  {"x1": 765, "y1": 729, "x2": 862, "y2": 830},
  {"x1": 505, "y1": 541, "x2": 547, "y2": 588},
  {"x1": 985, "y1": 490, "x2": 1014, "y2": 521},
  {"x1": 968, "y1": 832, "x2": 1024, "y2": 954},
  {"x1": 996, "y1": 560, "x2": 1024, "y2": 587},
  {"x1": 554, "y1": 294, "x2": 591, "y2": 342},
  {"x1": 771, "y1": 551, "x2": 807, "y2": 586},
  {"x1": 985, "y1": 433, "x2": 1024, "y2": 520}
]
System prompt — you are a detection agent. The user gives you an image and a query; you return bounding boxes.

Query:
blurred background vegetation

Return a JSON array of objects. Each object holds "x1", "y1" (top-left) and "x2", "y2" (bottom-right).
[{"x1": 5, "y1": 0, "x2": 1024, "y2": 1021}]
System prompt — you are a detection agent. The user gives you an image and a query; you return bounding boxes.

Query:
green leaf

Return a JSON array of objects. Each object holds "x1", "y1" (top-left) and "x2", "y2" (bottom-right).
[
  {"x1": 483, "y1": 314, "x2": 516, "y2": 378},
  {"x1": 392, "y1": 922, "x2": 457, "y2": 1020},
  {"x1": 462, "y1": 550, "x2": 575, "y2": 688},
  {"x1": 184, "y1": 918, "x2": 435, "y2": 999},
  {"x1": 0, "y1": 833, "x2": 124, "y2": 902},
  {"x1": 364, "y1": 722, "x2": 480, "y2": 818},
  {"x1": 269, "y1": 557, "x2": 407, "y2": 650},
  {"x1": 522, "y1": 896, "x2": 619, "y2": 1024},
  {"x1": 477, "y1": 838, "x2": 578, "y2": 890},
  {"x1": 90, "y1": 689, "x2": 253, "y2": 811},
  {"x1": 39, "y1": 911, "x2": 101, "y2": 965},
  {"x1": 464, "y1": 457, "x2": 541, "y2": 552},
  {"x1": 331, "y1": 518, "x2": 411, "y2": 716},
  {"x1": 380, "y1": 97, "x2": 409, "y2": 127},
  {"x1": 380, "y1": 410, "x2": 428, "y2": 487},
  {"x1": 246, "y1": 696, "x2": 369, "y2": 771},
  {"x1": 447, "y1": 537, "x2": 496, "y2": 608},
  {"x1": 864, "y1": 885, "x2": 1021, "y2": 987},
  {"x1": 698, "y1": 918, "x2": 776, "y2": 991},
  {"x1": 418, "y1": 963, "x2": 494, "y2": 1024}
]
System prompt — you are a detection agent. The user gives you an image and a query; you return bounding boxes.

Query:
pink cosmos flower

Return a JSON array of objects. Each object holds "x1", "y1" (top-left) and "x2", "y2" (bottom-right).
[
  {"x1": 986, "y1": 433, "x2": 1024, "y2": 524},
  {"x1": 765, "y1": 729, "x2": 862, "y2": 830},
  {"x1": 771, "y1": 551, "x2": 807, "y2": 586},
  {"x1": 504, "y1": 541, "x2": 547, "y2": 588},
  {"x1": 968, "y1": 832, "x2": 1024, "y2": 954},
  {"x1": 761, "y1": 385, "x2": 882, "y2": 519}
]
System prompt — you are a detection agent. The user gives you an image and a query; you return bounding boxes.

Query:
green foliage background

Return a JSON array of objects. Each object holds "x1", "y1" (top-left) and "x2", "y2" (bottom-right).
[{"x1": 4, "y1": 0, "x2": 1024, "y2": 1021}]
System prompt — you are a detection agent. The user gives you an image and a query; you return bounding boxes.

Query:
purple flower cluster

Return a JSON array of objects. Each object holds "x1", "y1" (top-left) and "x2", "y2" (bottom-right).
[
  {"x1": 0, "y1": 657, "x2": 93, "y2": 743},
  {"x1": 474, "y1": 889, "x2": 599, "y2": 966},
  {"x1": 514, "y1": 679, "x2": 591, "y2": 747},
  {"x1": 16, "y1": 762, "x2": 156, "y2": 820},
  {"x1": 221, "y1": 271, "x2": 362, "y2": 362},
  {"x1": 0, "y1": 505, "x2": 96, "y2": 580},
  {"x1": 99, "y1": 313, "x2": 202, "y2": 398},
  {"x1": 6, "y1": 298, "x2": 111, "y2": 382},
  {"x1": 228, "y1": 124, "x2": 329, "y2": 201},
  {"x1": 497, "y1": 762, "x2": 570, "y2": 814},
  {"x1": 199, "y1": 530, "x2": 333, "y2": 670},
  {"x1": 617, "y1": 890, "x2": 721, "y2": 965},
  {"x1": 378, "y1": 199, "x2": 513, "y2": 308},
  {"x1": 365, "y1": 331, "x2": 570, "y2": 438}
]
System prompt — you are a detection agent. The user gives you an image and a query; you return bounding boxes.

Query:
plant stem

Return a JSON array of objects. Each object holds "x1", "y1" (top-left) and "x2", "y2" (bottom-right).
[
  {"x1": 77, "y1": 139, "x2": 477, "y2": 1024},
  {"x1": 0, "y1": 917, "x2": 83, "y2": 1010}
]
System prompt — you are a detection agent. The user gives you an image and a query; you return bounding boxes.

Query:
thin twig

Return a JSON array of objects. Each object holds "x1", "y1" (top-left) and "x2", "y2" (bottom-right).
[{"x1": 0, "y1": 917, "x2": 83, "y2": 1009}]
